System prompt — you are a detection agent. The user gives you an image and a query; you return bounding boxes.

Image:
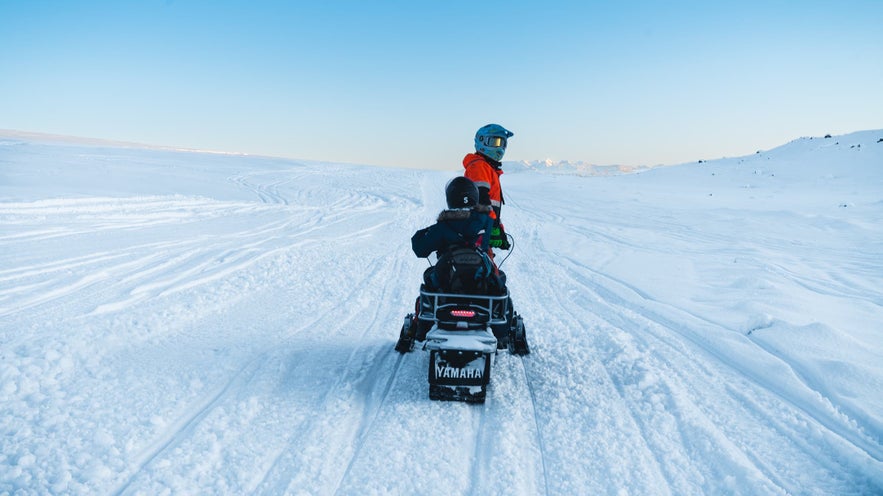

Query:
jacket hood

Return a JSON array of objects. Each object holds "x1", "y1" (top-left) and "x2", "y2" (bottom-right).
[{"x1": 437, "y1": 205, "x2": 491, "y2": 222}]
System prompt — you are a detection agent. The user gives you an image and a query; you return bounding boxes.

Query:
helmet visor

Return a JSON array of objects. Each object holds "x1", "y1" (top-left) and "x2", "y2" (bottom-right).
[{"x1": 481, "y1": 136, "x2": 507, "y2": 148}]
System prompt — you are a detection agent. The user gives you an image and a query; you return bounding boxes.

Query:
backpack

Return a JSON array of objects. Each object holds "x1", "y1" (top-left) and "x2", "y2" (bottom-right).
[{"x1": 432, "y1": 245, "x2": 496, "y2": 294}]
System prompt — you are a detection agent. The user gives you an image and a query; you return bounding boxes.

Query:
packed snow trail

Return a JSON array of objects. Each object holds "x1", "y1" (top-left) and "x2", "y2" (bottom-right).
[{"x1": 1, "y1": 134, "x2": 881, "y2": 494}]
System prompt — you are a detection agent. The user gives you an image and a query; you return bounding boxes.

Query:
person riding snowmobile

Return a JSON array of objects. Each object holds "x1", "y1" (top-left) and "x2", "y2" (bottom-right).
[
  {"x1": 407, "y1": 177, "x2": 508, "y2": 342},
  {"x1": 463, "y1": 123, "x2": 514, "y2": 253},
  {"x1": 411, "y1": 176, "x2": 505, "y2": 291}
]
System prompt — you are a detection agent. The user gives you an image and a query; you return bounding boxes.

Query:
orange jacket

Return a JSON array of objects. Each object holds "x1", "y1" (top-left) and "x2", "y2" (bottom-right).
[{"x1": 462, "y1": 153, "x2": 503, "y2": 220}]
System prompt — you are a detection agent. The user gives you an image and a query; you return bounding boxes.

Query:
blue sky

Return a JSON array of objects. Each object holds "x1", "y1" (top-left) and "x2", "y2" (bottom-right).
[{"x1": 1, "y1": 1, "x2": 881, "y2": 169}]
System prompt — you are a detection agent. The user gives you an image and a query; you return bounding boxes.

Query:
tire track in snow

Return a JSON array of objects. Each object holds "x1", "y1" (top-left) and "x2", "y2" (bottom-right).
[
  {"x1": 253, "y1": 246, "x2": 414, "y2": 494},
  {"x1": 329, "y1": 245, "x2": 418, "y2": 494},
  {"x1": 2, "y1": 191, "x2": 386, "y2": 323},
  {"x1": 111, "y1": 353, "x2": 268, "y2": 496},
  {"x1": 505, "y1": 227, "x2": 690, "y2": 494},
  {"x1": 551, "y1": 252, "x2": 881, "y2": 493},
  {"x1": 465, "y1": 354, "x2": 551, "y2": 496},
  {"x1": 0, "y1": 198, "x2": 273, "y2": 319},
  {"x1": 103, "y1": 176, "x2": 411, "y2": 493},
  {"x1": 1, "y1": 160, "x2": 449, "y2": 494},
  {"x1": 467, "y1": 394, "x2": 493, "y2": 496},
  {"x1": 252, "y1": 273, "x2": 397, "y2": 494},
  {"x1": 114, "y1": 244, "x2": 402, "y2": 495},
  {"x1": 507, "y1": 192, "x2": 883, "y2": 493},
  {"x1": 544, "y1": 260, "x2": 701, "y2": 494},
  {"x1": 558, "y1": 251, "x2": 883, "y2": 461},
  {"x1": 519, "y1": 357, "x2": 551, "y2": 496},
  {"x1": 542, "y1": 253, "x2": 794, "y2": 493},
  {"x1": 514, "y1": 199, "x2": 742, "y2": 492},
  {"x1": 252, "y1": 344, "x2": 402, "y2": 495},
  {"x1": 331, "y1": 351, "x2": 406, "y2": 496},
  {"x1": 229, "y1": 171, "x2": 303, "y2": 205}
]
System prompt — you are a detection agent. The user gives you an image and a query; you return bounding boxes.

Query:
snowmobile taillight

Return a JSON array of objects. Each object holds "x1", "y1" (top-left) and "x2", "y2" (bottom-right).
[{"x1": 450, "y1": 309, "x2": 476, "y2": 318}]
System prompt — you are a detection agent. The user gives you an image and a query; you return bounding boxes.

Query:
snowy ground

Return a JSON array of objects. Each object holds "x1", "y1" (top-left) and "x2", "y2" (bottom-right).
[{"x1": 1, "y1": 130, "x2": 882, "y2": 495}]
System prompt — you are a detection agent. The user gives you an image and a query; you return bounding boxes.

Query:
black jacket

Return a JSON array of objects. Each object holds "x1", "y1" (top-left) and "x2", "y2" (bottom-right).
[{"x1": 411, "y1": 208, "x2": 493, "y2": 258}]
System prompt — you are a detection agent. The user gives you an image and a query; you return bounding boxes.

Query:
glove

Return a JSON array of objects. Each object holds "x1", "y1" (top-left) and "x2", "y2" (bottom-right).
[{"x1": 489, "y1": 224, "x2": 511, "y2": 250}]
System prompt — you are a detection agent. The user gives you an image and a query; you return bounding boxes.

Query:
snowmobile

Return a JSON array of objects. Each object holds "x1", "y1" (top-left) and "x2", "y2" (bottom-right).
[{"x1": 395, "y1": 247, "x2": 529, "y2": 403}]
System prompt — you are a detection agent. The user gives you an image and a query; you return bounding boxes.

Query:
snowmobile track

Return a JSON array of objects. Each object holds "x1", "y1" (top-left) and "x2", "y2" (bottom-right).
[
  {"x1": 254, "y1": 249, "x2": 412, "y2": 495},
  {"x1": 111, "y1": 354, "x2": 267, "y2": 496},
  {"x1": 331, "y1": 350, "x2": 406, "y2": 496},
  {"x1": 466, "y1": 394, "x2": 493, "y2": 496},
  {"x1": 251, "y1": 349, "x2": 398, "y2": 494},
  {"x1": 556, "y1": 253, "x2": 883, "y2": 466},
  {"x1": 520, "y1": 356, "x2": 552, "y2": 496}
]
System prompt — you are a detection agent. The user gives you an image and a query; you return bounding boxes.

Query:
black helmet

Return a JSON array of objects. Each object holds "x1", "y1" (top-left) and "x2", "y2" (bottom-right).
[{"x1": 445, "y1": 176, "x2": 478, "y2": 209}]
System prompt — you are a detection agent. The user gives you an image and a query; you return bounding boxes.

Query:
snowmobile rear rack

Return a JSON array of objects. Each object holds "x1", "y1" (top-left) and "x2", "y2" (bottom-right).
[
  {"x1": 396, "y1": 286, "x2": 529, "y2": 402},
  {"x1": 417, "y1": 289, "x2": 511, "y2": 327}
]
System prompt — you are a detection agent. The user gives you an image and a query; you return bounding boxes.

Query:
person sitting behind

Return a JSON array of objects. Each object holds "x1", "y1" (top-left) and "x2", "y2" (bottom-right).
[{"x1": 411, "y1": 177, "x2": 505, "y2": 293}]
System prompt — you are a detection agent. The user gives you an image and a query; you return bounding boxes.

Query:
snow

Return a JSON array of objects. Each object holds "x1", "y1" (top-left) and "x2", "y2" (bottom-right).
[{"x1": 1, "y1": 130, "x2": 882, "y2": 495}]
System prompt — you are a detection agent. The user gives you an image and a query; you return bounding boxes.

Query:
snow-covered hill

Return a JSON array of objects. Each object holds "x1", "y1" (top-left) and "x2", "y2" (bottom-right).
[{"x1": 1, "y1": 130, "x2": 881, "y2": 495}]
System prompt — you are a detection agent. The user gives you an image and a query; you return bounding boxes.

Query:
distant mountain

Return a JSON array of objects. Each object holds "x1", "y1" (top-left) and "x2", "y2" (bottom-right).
[
  {"x1": 504, "y1": 159, "x2": 657, "y2": 176},
  {"x1": 505, "y1": 129, "x2": 883, "y2": 177}
]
